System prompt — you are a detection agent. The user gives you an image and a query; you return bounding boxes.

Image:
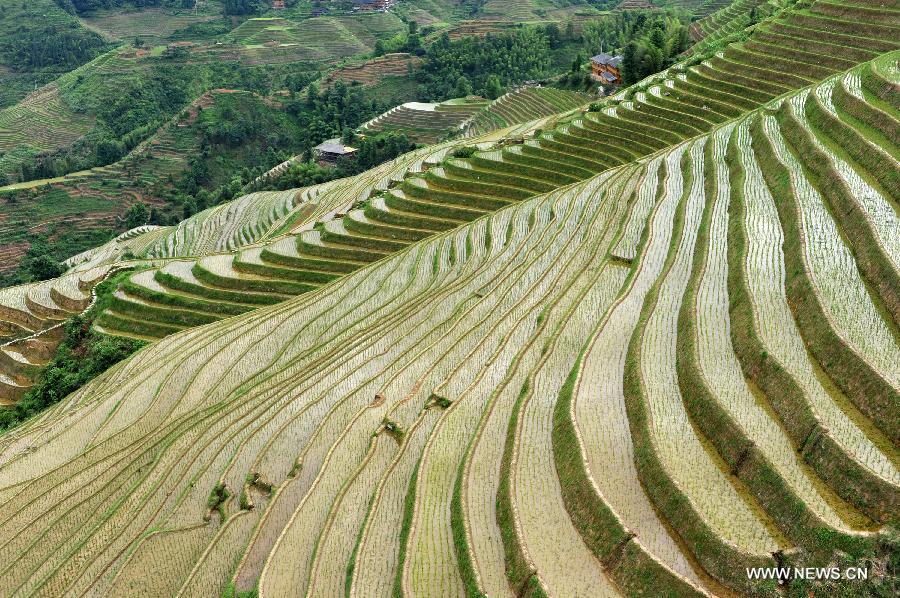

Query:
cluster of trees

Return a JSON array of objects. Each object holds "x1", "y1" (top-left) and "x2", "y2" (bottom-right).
[
  {"x1": 0, "y1": 228, "x2": 113, "y2": 288},
  {"x1": 17, "y1": 119, "x2": 161, "y2": 181},
  {"x1": 350, "y1": 130, "x2": 414, "y2": 172},
  {"x1": 15, "y1": 61, "x2": 291, "y2": 183},
  {"x1": 416, "y1": 27, "x2": 556, "y2": 101},
  {"x1": 257, "y1": 130, "x2": 415, "y2": 191},
  {"x1": 197, "y1": 93, "x2": 299, "y2": 149},
  {"x1": 556, "y1": 53, "x2": 595, "y2": 91},
  {"x1": 372, "y1": 21, "x2": 427, "y2": 58},
  {"x1": 286, "y1": 79, "x2": 392, "y2": 157},
  {"x1": 222, "y1": 0, "x2": 269, "y2": 16},
  {"x1": 170, "y1": 148, "x2": 302, "y2": 221},
  {"x1": 16, "y1": 236, "x2": 65, "y2": 283},
  {"x1": 168, "y1": 83, "x2": 405, "y2": 219},
  {"x1": 0, "y1": 4, "x2": 109, "y2": 72},
  {"x1": 582, "y1": 11, "x2": 692, "y2": 85},
  {"x1": 7, "y1": 74, "x2": 404, "y2": 247},
  {"x1": 57, "y1": 0, "x2": 195, "y2": 15}
]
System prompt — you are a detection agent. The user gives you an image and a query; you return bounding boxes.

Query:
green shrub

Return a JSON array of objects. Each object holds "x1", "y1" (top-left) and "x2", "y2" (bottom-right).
[{"x1": 451, "y1": 146, "x2": 477, "y2": 159}]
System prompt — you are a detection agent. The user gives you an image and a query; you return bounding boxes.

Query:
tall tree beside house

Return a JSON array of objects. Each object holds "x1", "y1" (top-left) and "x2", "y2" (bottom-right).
[{"x1": 600, "y1": 12, "x2": 692, "y2": 85}]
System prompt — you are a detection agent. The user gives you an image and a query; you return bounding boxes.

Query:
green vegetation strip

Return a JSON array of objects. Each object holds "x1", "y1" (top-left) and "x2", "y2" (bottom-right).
[
  {"x1": 192, "y1": 263, "x2": 315, "y2": 295},
  {"x1": 449, "y1": 425, "x2": 484, "y2": 598},
  {"x1": 154, "y1": 270, "x2": 280, "y2": 305},
  {"x1": 764, "y1": 109, "x2": 899, "y2": 444},
  {"x1": 496, "y1": 379, "x2": 546, "y2": 598},
  {"x1": 727, "y1": 121, "x2": 899, "y2": 526},
  {"x1": 392, "y1": 458, "x2": 421, "y2": 598},
  {"x1": 676, "y1": 130, "x2": 876, "y2": 558},
  {"x1": 622, "y1": 146, "x2": 778, "y2": 595},
  {"x1": 771, "y1": 100, "x2": 899, "y2": 321},
  {"x1": 553, "y1": 351, "x2": 706, "y2": 596},
  {"x1": 812, "y1": 85, "x2": 898, "y2": 192}
]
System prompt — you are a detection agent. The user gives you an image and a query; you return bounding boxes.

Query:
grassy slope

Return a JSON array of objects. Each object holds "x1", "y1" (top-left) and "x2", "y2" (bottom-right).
[
  {"x1": 0, "y1": 0, "x2": 110, "y2": 108},
  {"x1": 0, "y1": 91, "x2": 305, "y2": 278},
  {"x1": 78, "y1": 1, "x2": 226, "y2": 46}
]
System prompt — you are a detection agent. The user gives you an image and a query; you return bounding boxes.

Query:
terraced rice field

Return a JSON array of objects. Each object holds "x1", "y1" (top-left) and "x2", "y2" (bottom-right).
[
  {"x1": 361, "y1": 88, "x2": 588, "y2": 145},
  {"x1": 0, "y1": 265, "x2": 111, "y2": 403},
  {"x1": 0, "y1": 1, "x2": 898, "y2": 595},
  {"x1": 691, "y1": 0, "x2": 769, "y2": 44},
  {"x1": 79, "y1": 4, "x2": 224, "y2": 45},
  {"x1": 362, "y1": 99, "x2": 491, "y2": 144},
  {"x1": 465, "y1": 87, "x2": 590, "y2": 136},
  {"x1": 325, "y1": 53, "x2": 421, "y2": 87},
  {"x1": 444, "y1": 20, "x2": 518, "y2": 41},
  {"x1": 78, "y1": 1, "x2": 899, "y2": 348},
  {"x1": 0, "y1": 85, "x2": 94, "y2": 175},
  {"x1": 0, "y1": 48, "x2": 145, "y2": 174},
  {"x1": 230, "y1": 13, "x2": 404, "y2": 64}
]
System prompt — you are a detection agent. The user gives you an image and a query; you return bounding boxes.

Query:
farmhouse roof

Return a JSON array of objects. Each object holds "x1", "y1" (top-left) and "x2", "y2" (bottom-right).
[
  {"x1": 591, "y1": 54, "x2": 623, "y2": 68},
  {"x1": 315, "y1": 138, "x2": 357, "y2": 154},
  {"x1": 600, "y1": 71, "x2": 617, "y2": 82}
]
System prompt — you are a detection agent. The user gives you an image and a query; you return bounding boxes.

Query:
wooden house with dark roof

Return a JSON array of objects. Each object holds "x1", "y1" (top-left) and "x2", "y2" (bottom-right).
[
  {"x1": 591, "y1": 53, "x2": 623, "y2": 85},
  {"x1": 314, "y1": 138, "x2": 358, "y2": 166}
]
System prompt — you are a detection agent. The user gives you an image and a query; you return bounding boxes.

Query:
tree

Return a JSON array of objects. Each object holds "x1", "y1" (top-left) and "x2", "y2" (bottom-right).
[
  {"x1": 405, "y1": 33, "x2": 421, "y2": 52},
  {"x1": 544, "y1": 23, "x2": 562, "y2": 49},
  {"x1": 671, "y1": 25, "x2": 691, "y2": 55},
  {"x1": 415, "y1": 27, "x2": 552, "y2": 101},
  {"x1": 645, "y1": 45, "x2": 664, "y2": 75},
  {"x1": 649, "y1": 27, "x2": 666, "y2": 51},
  {"x1": 182, "y1": 198, "x2": 198, "y2": 219},
  {"x1": 125, "y1": 203, "x2": 149, "y2": 229},
  {"x1": 223, "y1": 0, "x2": 266, "y2": 15},
  {"x1": 484, "y1": 75, "x2": 504, "y2": 100},
  {"x1": 306, "y1": 82, "x2": 320, "y2": 109},
  {"x1": 621, "y1": 41, "x2": 641, "y2": 85},
  {"x1": 25, "y1": 254, "x2": 63, "y2": 282},
  {"x1": 571, "y1": 53, "x2": 583, "y2": 73},
  {"x1": 454, "y1": 76, "x2": 473, "y2": 97}
]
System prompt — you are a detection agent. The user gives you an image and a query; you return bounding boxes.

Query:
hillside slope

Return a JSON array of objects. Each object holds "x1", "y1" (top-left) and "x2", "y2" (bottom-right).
[
  {"x1": 83, "y1": 0, "x2": 898, "y2": 344},
  {"x1": 0, "y1": 0, "x2": 897, "y2": 596},
  {"x1": 0, "y1": 89, "x2": 310, "y2": 282},
  {"x1": 0, "y1": 0, "x2": 110, "y2": 107},
  {"x1": 0, "y1": 64, "x2": 897, "y2": 594}
]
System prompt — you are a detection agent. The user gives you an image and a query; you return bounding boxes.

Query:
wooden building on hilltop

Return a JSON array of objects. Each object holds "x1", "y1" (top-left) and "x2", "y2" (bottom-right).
[
  {"x1": 591, "y1": 53, "x2": 623, "y2": 85},
  {"x1": 314, "y1": 138, "x2": 357, "y2": 166}
]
